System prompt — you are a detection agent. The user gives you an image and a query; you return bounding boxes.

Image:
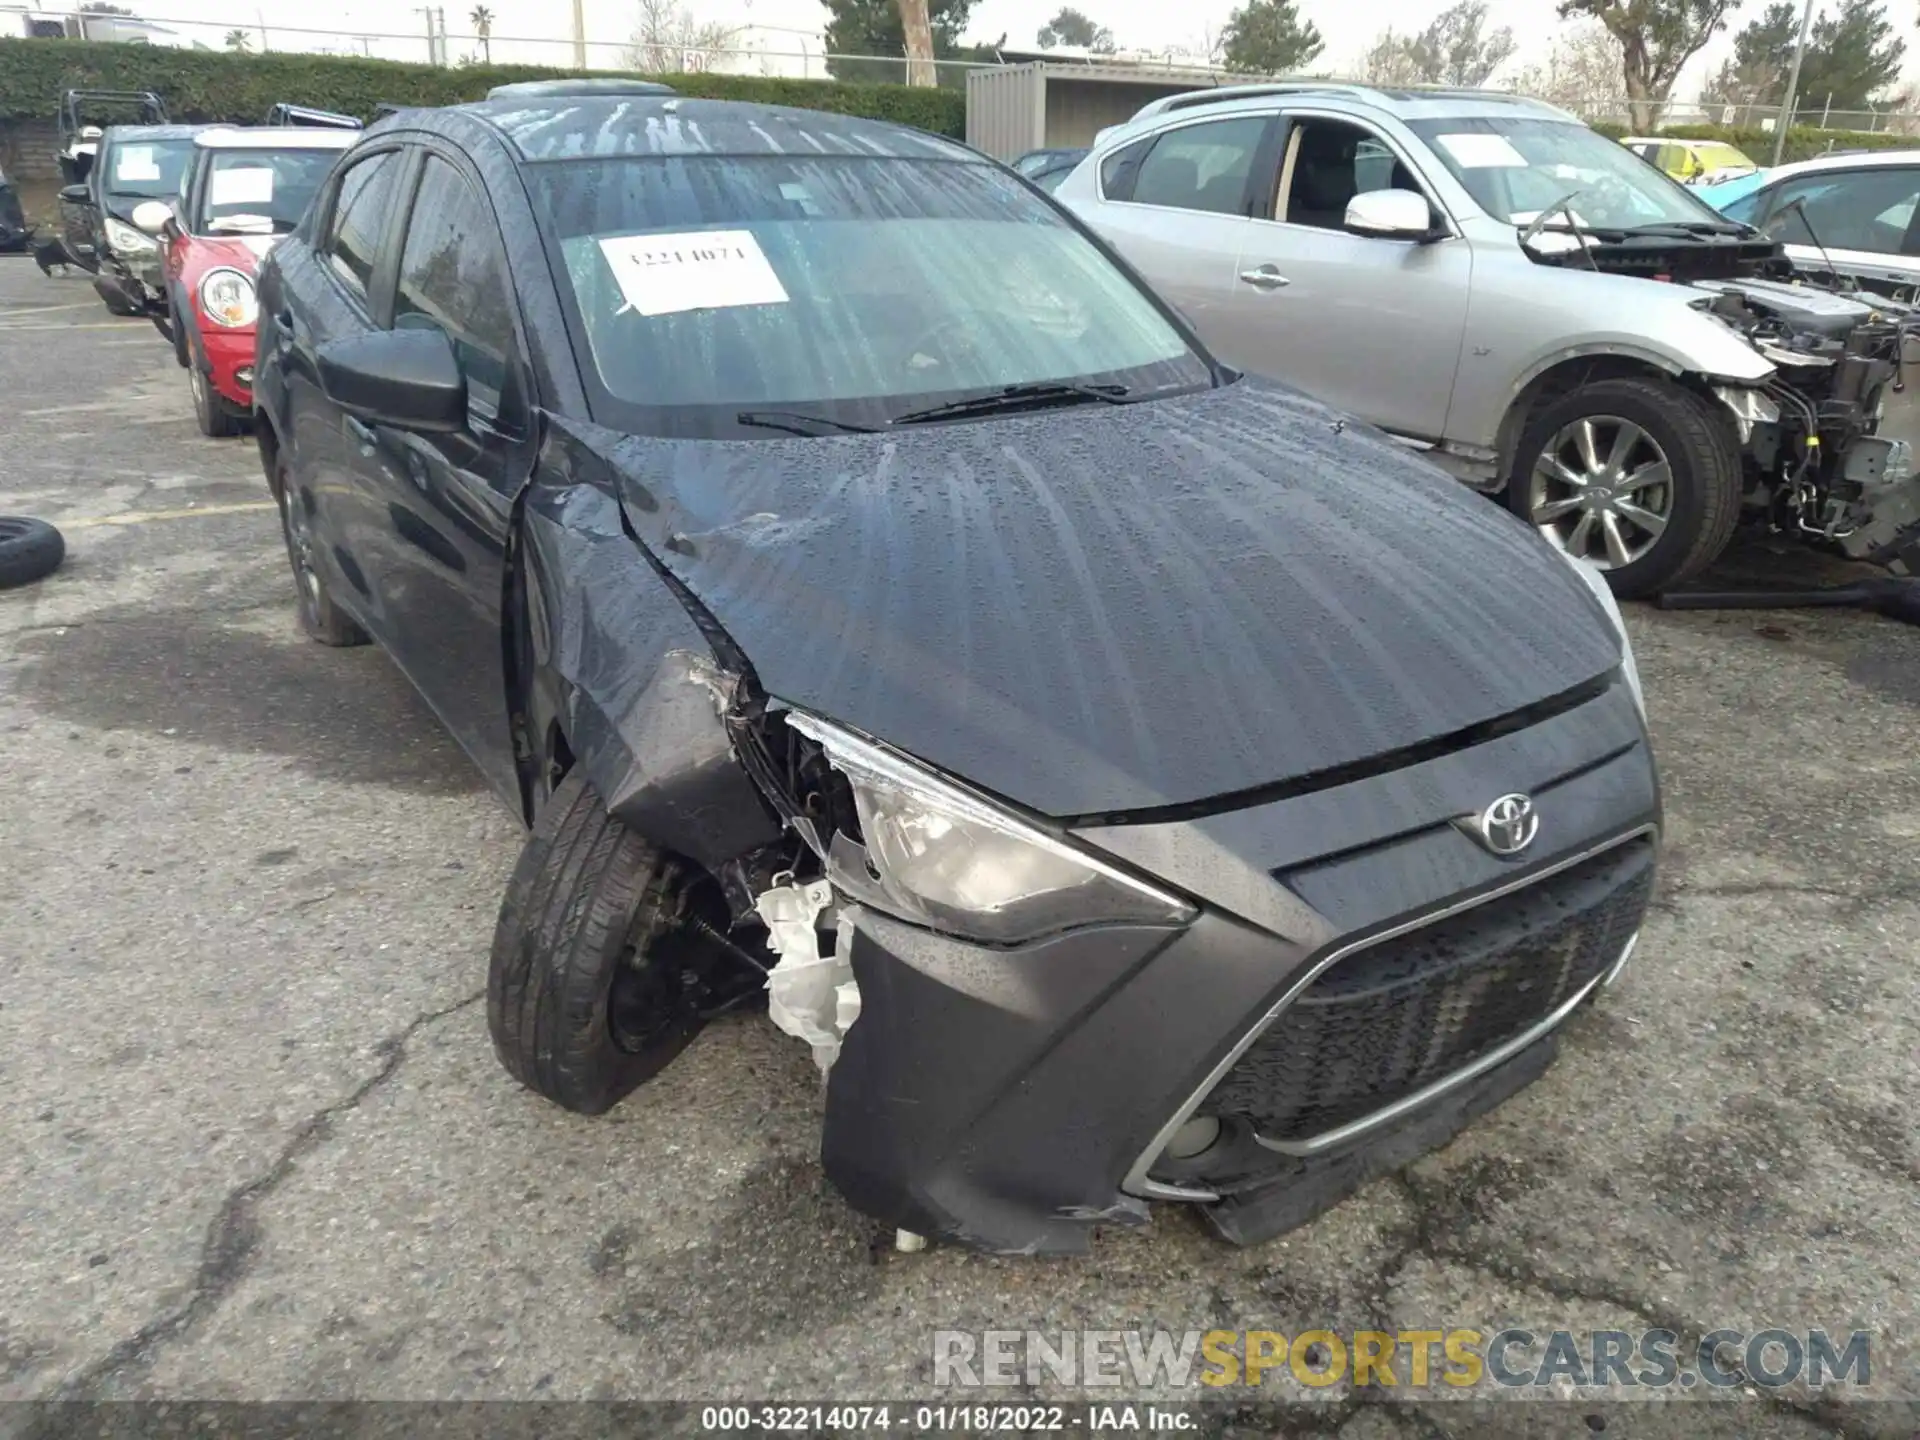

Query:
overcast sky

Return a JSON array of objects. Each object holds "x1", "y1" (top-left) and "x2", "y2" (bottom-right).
[{"x1": 86, "y1": 0, "x2": 1754, "y2": 93}]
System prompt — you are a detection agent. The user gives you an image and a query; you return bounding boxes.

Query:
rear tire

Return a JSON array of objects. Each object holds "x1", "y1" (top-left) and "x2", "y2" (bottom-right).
[
  {"x1": 1507, "y1": 377, "x2": 1742, "y2": 599},
  {"x1": 0, "y1": 517, "x2": 66, "y2": 589},
  {"x1": 272, "y1": 460, "x2": 367, "y2": 646},
  {"x1": 489, "y1": 772, "x2": 708, "y2": 1116}
]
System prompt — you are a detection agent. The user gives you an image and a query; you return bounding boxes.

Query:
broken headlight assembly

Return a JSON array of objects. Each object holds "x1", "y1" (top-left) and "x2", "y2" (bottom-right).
[
  {"x1": 782, "y1": 711, "x2": 1196, "y2": 944},
  {"x1": 103, "y1": 216, "x2": 157, "y2": 257},
  {"x1": 199, "y1": 268, "x2": 257, "y2": 328}
]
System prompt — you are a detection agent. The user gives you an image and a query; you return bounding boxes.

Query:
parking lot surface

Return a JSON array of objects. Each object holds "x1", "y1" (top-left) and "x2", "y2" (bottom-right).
[{"x1": 2, "y1": 256, "x2": 1917, "y2": 1436}]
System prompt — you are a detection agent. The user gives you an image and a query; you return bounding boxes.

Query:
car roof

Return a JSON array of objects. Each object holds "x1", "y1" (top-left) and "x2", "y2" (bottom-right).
[
  {"x1": 457, "y1": 94, "x2": 974, "y2": 164},
  {"x1": 1758, "y1": 147, "x2": 1920, "y2": 184},
  {"x1": 103, "y1": 124, "x2": 214, "y2": 143},
  {"x1": 1126, "y1": 81, "x2": 1578, "y2": 127},
  {"x1": 193, "y1": 127, "x2": 361, "y2": 151}
]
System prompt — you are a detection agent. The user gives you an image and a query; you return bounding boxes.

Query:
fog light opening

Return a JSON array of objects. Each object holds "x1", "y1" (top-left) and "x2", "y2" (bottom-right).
[
  {"x1": 235, "y1": 366, "x2": 254, "y2": 388},
  {"x1": 1164, "y1": 1114, "x2": 1223, "y2": 1161}
]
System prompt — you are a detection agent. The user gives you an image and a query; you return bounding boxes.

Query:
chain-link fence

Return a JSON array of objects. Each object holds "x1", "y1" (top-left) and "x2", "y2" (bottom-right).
[{"x1": 10, "y1": 6, "x2": 1920, "y2": 137}]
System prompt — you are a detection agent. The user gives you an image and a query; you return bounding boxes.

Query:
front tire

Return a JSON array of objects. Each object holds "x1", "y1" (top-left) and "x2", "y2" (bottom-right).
[
  {"x1": 189, "y1": 358, "x2": 241, "y2": 438},
  {"x1": 489, "y1": 772, "x2": 708, "y2": 1115},
  {"x1": 1507, "y1": 377, "x2": 1741, "y2": 599},
  {"x1": 273, "y1": 460, "x2": 367, "y2": 646}
]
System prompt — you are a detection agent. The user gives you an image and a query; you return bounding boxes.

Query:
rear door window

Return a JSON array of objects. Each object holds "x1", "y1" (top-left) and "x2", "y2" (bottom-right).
[{"x1": 1125, "y1": 116, "x2": 1268, "y2": 217}]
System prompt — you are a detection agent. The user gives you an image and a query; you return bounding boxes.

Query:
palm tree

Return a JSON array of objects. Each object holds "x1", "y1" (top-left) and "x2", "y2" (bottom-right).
[
  {"x1": 224, "y1": 28, "x2": 252, "y2": 51},
  {"x1": 470, "y1": 5, "x2": 494, "y2": 63}
]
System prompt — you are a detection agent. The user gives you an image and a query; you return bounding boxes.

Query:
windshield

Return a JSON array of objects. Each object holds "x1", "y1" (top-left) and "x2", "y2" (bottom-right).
[
  {"x1": 193, "y1": 148, "x2": 341, "y2": 235},
  {"x1": 1407, "y1": 117, "x2": 1728, "y2": 229},
  {"x1": 103, "y1": 137, "x2": 196, "y2": 199},
  {"x1": 528, "y1": 155, "x2": 1212, "y2": 438}
]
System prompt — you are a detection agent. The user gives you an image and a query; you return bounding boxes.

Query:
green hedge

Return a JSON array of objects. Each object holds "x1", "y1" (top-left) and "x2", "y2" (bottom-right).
[
  {"x1": 1655, "y1": 122, "x2": 1916, "y2": 165},
  {"x1": 0, "y1": 38, "x2": 965, "y2": 136}
]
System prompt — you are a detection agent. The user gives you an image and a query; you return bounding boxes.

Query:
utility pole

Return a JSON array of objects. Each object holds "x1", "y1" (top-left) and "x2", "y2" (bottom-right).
[
  {"x1": 572, "y1": 0, "x2": 587, "y2": 68},
  {"x1": 1771, "y1": 0, "x2": 1817, "y2": 167}
]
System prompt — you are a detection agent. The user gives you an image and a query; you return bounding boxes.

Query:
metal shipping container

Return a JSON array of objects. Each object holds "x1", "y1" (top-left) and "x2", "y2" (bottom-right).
[{"x1": 966, "y1": 61, "x2": 1227, "y2": 162}]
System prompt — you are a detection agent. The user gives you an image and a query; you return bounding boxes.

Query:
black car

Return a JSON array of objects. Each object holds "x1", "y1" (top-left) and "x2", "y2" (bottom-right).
[
  {"x1": 0, "y1": 161, "x2": 29, "y2": 253},
  {"x1": 83, "y1": 123, "x2": 210, "y2": 320},
  {"x1": 253, "y1": 93, "x2": 1659, "y2": 1253},
  {"x1": 1011, "y1": 145, "x2": 1088, "y2": 193}
]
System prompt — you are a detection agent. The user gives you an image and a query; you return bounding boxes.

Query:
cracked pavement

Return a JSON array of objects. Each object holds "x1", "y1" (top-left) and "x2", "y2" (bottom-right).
[{"x1": 2, "y1": 257, "x2": 1917, "y2": 1436}]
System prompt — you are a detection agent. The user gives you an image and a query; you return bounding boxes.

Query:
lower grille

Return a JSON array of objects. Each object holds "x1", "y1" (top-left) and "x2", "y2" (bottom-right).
[{"x1": 1202, "y1": 840, "x2": 1655, "y2": 1147}]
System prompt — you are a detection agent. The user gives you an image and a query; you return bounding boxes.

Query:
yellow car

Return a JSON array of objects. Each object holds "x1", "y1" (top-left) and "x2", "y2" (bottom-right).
[{"x1": 1622, "y1": 136, "x2": 1759, "y2": 186}]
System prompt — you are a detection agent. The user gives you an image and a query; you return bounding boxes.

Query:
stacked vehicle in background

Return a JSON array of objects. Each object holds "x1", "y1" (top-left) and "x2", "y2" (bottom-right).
[{"x1": 132, "y1": 126, "x2": 360, "y2": 435}]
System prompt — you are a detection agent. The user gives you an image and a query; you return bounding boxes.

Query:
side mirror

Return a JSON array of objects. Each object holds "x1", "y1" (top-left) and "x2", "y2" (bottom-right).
[
  {"x1": 131, "y1": 200, "x2": 174, "y2": 237},
  {"x1": 59, "y1": 183, "x2": 91, "y2": 204},
  {"x1": 317, "y1": 327, "x2": 466, "y2": 434},
  {"x1": 1345, "y1": 188, "x2": 1438, "y2": 241}
]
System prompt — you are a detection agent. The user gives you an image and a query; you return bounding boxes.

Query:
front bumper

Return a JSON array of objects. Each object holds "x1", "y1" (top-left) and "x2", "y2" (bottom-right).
[
  {"x1": 198, "y1": 324, "x2": 258, "y2": 410},
  {"x1": 820, "y1": 681, "x2": 1658, "y2": 1253}
]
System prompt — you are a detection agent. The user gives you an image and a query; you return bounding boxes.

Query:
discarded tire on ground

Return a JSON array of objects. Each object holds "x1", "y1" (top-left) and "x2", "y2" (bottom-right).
[{"x1": 0, "y1": 516, "x2": 66, "y2": 588}]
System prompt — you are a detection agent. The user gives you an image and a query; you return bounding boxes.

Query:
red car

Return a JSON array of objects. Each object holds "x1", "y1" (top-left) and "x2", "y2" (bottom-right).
[{"x1": 133, "y1": 127, "x2": 357, "y2": 435}]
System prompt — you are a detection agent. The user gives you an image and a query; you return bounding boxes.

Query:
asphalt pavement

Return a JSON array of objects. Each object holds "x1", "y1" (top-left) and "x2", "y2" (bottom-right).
[{"x1": 1, "y1": 255, "x2": 1916, "y2": 1437}]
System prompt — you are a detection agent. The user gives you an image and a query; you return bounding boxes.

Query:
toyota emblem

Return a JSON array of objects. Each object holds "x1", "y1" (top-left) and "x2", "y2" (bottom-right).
[{"x1": 1455, "y1": 793, "x2": 1540, "y2": 857}]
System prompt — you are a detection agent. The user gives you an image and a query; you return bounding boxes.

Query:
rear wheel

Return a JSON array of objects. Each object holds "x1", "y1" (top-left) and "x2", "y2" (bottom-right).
[
  {"x1": 1507, "y1": 377, "x2": 1741, "y2": 599},
  {"x1": 273, "y1": 460, "x2": 367, "y2": 646}
]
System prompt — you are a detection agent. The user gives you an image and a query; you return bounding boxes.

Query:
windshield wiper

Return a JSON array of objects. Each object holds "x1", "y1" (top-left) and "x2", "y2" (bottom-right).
[
  {"x1": 1621, "y1": 220, "x2": 1751, "y2": 237},
  {"x1": 889, "y1": 380, "x2": 1132, "y2": 427},
  {"x1": 734, "y1": 409, "x2": 882, "y2": 437},
  {"x1": 1518, "y1": 189, "x2": 1604, "y2": 272}
]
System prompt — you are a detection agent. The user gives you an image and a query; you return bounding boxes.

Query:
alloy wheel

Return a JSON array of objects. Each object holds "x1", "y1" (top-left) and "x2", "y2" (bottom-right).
[
  {"x1": 1526, "y1": 415, "x2": 1675, "y2": 570},
  {"x1": 278, "y1": 485, "x2": 324, "y2": 618}
]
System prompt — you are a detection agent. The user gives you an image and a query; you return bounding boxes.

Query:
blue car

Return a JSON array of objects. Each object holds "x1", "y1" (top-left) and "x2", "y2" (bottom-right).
[{"x1": 1696, "y1": 168, "x2": 1770, "y2": 217}]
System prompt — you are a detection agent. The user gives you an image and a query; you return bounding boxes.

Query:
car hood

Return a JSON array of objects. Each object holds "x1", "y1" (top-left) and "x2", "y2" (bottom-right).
[{"x1": 557, "y1": 378, "x2": 1621, "y2": 817}]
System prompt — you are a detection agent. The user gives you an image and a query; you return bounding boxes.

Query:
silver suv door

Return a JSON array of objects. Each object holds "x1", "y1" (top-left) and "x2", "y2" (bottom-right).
[
  {"x1": 1229, "y1": 112, "x2": 1472, "y2": 439},
  {"x1": 1077, "y1": 112, "x2": 1278, "y2": 365}
]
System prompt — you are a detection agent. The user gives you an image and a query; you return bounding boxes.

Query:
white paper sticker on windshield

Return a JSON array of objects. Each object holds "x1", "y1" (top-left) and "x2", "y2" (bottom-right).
[
  {"x1": 1436, "y1": 133, "x2": 1528, "y2": 169},
  {"x1": 597, "y1": 229, "x2": 789, "y2": 317},
  {"x1": 209, "y1": 167, "x2": 276, "y2": 206},
  {"x1": 115, "y1": 145, "x2": 160, "y2": 182}
]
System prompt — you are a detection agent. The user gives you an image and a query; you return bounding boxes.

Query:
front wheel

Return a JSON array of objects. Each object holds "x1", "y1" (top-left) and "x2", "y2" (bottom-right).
[
  {"x1": 189, "y1": 360, "x2": 241, "y2": 438},
  {"x1": 488, "y1": 773, "x2": 712, "y2": 1115},
  {"x1": 1507, "y1": 377, "x2": 1742, "y2": 599}
]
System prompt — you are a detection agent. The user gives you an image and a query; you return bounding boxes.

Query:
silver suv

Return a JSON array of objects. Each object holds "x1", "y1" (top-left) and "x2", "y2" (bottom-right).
[{"x1": 1059, "y1": 84, "x2": 1920, "y2": 595}]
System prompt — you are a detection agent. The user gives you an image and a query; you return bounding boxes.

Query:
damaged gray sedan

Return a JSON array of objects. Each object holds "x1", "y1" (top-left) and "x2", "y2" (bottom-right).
[{"x1": 252, "y1": 90, "x2": 1660, "y2": 1253}]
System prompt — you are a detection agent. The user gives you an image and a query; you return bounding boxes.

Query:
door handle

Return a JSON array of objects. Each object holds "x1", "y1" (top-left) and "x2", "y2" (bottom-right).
[
  {"x1": 1238, "y1": 265, "x2": 1290, "y2": 290},
  {"x1": 344, "y1": 414, "x2": 377, "y2": 449}
]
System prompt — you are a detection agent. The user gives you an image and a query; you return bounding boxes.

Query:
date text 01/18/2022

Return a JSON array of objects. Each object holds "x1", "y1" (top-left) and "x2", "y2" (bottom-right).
[{"x1": 698, "y1": 1404, "x2": 1197, "y2": 1431}]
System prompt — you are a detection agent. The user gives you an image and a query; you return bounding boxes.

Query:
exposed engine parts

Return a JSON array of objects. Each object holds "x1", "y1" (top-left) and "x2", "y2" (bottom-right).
[{"x1": 1698, "y1": 278, "x2": 1920, "y2": 572}]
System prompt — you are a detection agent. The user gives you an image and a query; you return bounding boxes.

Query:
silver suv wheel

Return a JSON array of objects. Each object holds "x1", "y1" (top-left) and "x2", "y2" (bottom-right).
[{"x1": 1526, "y1": 416, "x2": 1675, "y2": 570}]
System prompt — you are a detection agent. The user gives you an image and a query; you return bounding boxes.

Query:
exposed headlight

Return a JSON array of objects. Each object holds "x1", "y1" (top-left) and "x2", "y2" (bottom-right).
[
  {"x1": 104, "y1": 217, "x2": 156, "y2": 256},
  {"x1": 1560, "y1": 551, "x2": 1646, "y2": 717},
  {"x1": 199, "y1": 268, "x2": 257, "y2": 328},
  {"x1": 784, "y1": 711, "x2": 1197, "y2": 944}
]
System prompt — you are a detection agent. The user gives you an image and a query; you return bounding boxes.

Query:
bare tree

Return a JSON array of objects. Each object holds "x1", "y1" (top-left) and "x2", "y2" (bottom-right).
[
  {"x1": 629, "y1": 0, "x2": 741, "y2": 72},
  {"x1": 1361, "y1": 30, "x2": 1426, "y2": 86},
  {"x1": 1507, "y1": 17, "x2": 1631, "y2": 119},
  {"x1": 1558, "y1": 0, "x2": 1744, "y2": 130}
]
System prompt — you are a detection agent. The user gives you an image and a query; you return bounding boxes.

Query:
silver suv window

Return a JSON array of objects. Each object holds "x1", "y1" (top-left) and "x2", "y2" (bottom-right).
[
  {"x1": 1279, "y1": 118, "x2": 1425, "y2": 230},
  {"x1": 1105, "y1": 115, "x2": 1267, "y2": 217}
]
